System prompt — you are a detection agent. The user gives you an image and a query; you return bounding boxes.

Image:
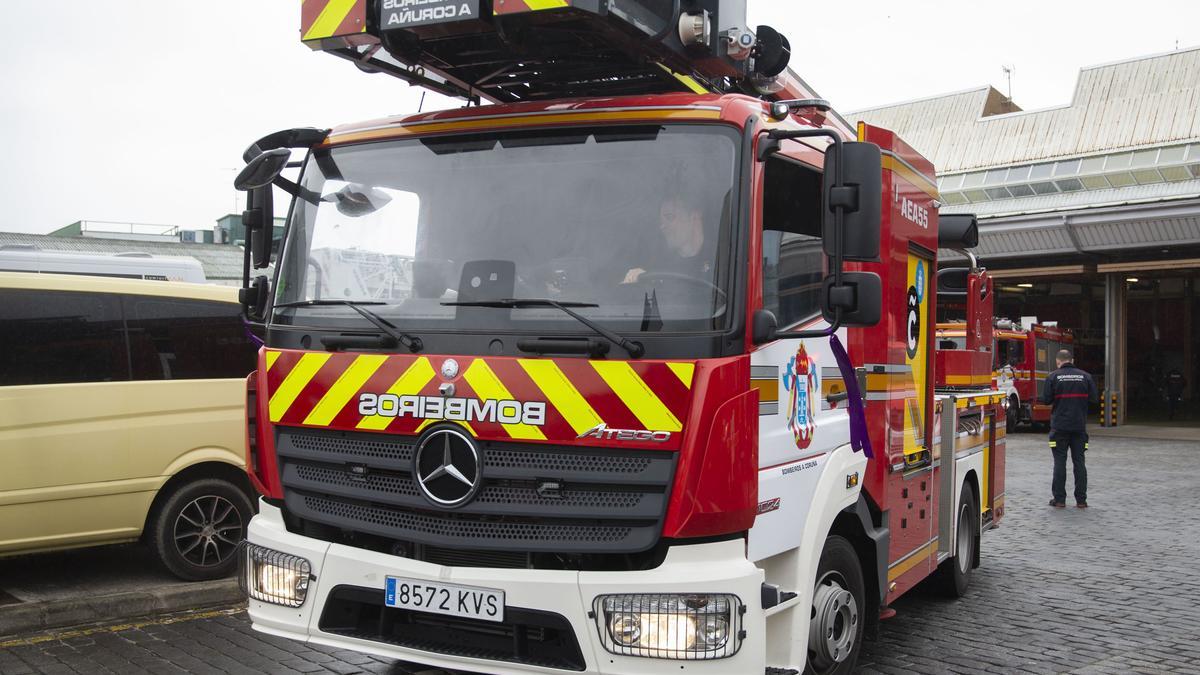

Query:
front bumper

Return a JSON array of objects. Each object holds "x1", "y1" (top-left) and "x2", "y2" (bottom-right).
[{"x1": 246, "y1": 500, "x2": 765, "y2": 674}]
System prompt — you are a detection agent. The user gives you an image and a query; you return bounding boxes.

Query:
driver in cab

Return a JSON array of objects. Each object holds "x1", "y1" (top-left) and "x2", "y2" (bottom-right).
[{"x1": 621, "y1": 196, "x2": 714, "y2": 285}]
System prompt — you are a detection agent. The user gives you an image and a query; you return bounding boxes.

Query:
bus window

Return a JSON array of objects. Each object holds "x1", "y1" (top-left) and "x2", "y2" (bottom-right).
[
  {"x1": 0, "y1": 289, "x2": 128, "y2": 386},
  {"x1": 123, "y1": 296, "x2": 257, "y2": 380}
]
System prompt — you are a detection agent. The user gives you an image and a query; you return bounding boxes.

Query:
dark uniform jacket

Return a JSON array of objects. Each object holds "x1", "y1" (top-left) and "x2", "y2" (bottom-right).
[{"x1": 1039, "y1": 362, "x2": 1098, "y2": 432}]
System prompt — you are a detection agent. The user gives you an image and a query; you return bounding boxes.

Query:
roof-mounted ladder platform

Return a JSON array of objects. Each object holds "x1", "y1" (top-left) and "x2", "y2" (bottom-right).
[{"x1": 300, "y1": 0, "x2": 819, "y2": 105}]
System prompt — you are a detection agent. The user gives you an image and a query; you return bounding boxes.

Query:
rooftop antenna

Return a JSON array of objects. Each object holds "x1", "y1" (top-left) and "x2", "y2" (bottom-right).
[{"x1": 1001, "y1": 65, "x2": 1014, "y2": 103}]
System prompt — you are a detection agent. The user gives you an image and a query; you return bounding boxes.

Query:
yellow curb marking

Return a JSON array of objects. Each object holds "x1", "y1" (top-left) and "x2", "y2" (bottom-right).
[{"x1": 0, "y1": 606, "x2": 243, "y2": 649}]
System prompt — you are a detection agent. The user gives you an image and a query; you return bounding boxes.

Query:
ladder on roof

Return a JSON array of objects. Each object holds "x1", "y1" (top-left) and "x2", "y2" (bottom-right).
[{"x1": 300, "y1": 0, "x2": 819, "y2": 106}]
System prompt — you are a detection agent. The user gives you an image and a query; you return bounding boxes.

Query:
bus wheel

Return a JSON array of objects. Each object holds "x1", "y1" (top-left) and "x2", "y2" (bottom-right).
[
  {"x1": 805, "y1": 536, "x2": 864, "y2": 675},
  {"x1": 1006, "y1": 396, "x2": 1020, "y2": 433},
  {"x1": 148, "y1": 478, "x2": 254, "y2": 581},
  {"x1": 938, "y1": 486, "x2": 978, "y2": 598}
]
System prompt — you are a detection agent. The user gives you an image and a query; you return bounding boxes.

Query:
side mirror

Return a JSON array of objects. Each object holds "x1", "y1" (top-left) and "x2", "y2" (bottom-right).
[
  {"x1": 824, "y1": 142, "x2": 882, "y2": 262},
  {"x1": 761, "y1": 129, "x2": 884, "y2": 335},
  {"x1": 234, "y1": 148, "x2": 291, "y2": 191},
  {"x1": 936, "y1": 267, "x2": 970, "y2": 301},
  {"x1": 239, "y1": 275, "x2": 270, "y2": 321},
  {"x1": 821, "y1": 272, "x2": 881, "y2": 327},
  {"x1": 939, "y1": 213, "x2": 979, "y2": 248},
  {"x1": 244, "y1": 186, "x2": 275, "y2": 269},
  {"x1": 752, "y1": 309, "x2": 779, "y2": 345}
]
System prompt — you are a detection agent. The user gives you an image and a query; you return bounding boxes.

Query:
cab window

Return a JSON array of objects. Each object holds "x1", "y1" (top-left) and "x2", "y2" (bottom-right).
[
  {"x1": 997, "y1": 338, "x2": 1025, "y2": 367},
  {"x1": 761, "y1": 155, "x2": 824, "y2": 329}
]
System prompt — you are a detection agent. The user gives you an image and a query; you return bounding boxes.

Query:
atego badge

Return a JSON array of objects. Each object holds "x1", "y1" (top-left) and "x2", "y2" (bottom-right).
[{"x1": 380, "y1": 0, "x2": 479, "y2": 28}]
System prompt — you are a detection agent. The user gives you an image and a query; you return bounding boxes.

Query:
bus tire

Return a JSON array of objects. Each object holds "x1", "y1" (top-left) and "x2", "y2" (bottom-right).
[
  {"x1": 938, "y1": 485, "x2": 978, "y2": 598},
  {"x1": 148, "y1": 478, "x2": 254, "y2": 581},
  {"x1": 805, "y1": 535, "x2": 865, "y2": 675}
]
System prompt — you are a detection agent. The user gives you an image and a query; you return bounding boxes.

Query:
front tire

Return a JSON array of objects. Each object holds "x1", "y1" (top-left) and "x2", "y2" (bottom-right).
[
  {"x1": 1006, "y1": 396, "x2": 1020, "y2": 433},
  {"x1": 938, "y1": 486, "x2": 978, "y2": 597},
  {"x1": 805, "y1": 536, "x2": 865, "y2": 675},
  {"x1": 148, "y1": 478, "x2": 254, "y2": 581}
]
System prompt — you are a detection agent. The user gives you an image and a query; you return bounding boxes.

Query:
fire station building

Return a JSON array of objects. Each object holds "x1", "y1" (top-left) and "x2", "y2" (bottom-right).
[{"x1": 857, "y1": 47, "x2": 1200, "y2": 425}]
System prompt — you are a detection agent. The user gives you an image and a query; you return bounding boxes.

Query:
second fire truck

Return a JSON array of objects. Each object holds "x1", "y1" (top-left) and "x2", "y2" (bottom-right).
[
  {"x1": 234, "y1": 2, "x2": 1007, "y2": 673},
  {"x1": 937, "y1": 316, "x2": 1074, "y2": 431}
]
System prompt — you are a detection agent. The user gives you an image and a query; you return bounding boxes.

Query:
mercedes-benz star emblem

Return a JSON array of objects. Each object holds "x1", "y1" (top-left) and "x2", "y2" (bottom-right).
[{"x1": 413, "y1": 427, "x2": 482, "y2": 508}]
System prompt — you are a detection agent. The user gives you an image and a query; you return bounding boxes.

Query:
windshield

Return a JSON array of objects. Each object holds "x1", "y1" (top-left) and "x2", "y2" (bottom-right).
[{"x1": 272, "y1": 124, "x2": 739, "y2": 336}]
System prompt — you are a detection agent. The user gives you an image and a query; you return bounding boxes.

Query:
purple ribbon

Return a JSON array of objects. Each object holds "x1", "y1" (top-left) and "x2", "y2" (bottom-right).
[
  {"x1": 829, "y1": 332, "x2": 873, "y2": 459},
  {"x1": 242, "y1": 317, "x2": 265, "y2": 348}
]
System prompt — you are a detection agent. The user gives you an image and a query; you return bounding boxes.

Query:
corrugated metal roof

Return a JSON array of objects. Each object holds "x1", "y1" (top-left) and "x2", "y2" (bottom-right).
[
  {"x1": 942, "y1": 178, "x2": 1200, "y2": 218},
  {"x1": 942, "y1": 198, "x2": 1200, "y2": 261},
  {"x1": 0, "y1": 232, "x2": 246, "y2": 283},
  {"x1": 854, "y1": 47, "x2": 1200, "y2": 173}
]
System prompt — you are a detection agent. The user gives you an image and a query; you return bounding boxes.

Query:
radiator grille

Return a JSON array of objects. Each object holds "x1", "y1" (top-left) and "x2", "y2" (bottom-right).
[{"x1": 277, "y1": 428, "x2": 674, "y2": 555}]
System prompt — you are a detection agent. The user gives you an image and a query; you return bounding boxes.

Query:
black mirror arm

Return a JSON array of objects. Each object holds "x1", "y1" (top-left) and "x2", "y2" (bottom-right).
[
  {"x1": 767, "y1": 128, "x2": 848, "y2": 338},
  {"x1": 272, "y1": 175, "x2": 323, "y2": 206}
]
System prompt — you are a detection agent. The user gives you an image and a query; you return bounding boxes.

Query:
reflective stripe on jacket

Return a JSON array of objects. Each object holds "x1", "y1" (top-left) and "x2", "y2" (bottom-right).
[{"x1": 1039, "y1": 363, "x2": 1098, "y2": 432}]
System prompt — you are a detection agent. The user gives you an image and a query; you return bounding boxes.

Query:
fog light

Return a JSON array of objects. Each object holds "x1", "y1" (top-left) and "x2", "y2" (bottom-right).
[
  {"x1": 238, "y1": 542, "x2": 311, "y2": 608},
  {"x1": 594, "y1": 593, "x2": 742, "y2": 659}
]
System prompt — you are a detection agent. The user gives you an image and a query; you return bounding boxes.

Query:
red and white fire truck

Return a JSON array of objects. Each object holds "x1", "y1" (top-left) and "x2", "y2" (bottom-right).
[
  {"x1": 936, "y1": 316, "x2": 1073, "y2": 431},
  {"x1": 234, "y1": 2, "x2": 1006, "y2": 673}
]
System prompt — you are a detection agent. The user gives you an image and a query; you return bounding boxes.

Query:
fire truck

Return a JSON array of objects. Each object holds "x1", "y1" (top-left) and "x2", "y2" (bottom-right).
[
  {"x1": 936, "y1": 315, "x2": 1073, "y2": 431},
  {"x1": 233, "y1": 2, "x2": 1006, "y2": 673}
]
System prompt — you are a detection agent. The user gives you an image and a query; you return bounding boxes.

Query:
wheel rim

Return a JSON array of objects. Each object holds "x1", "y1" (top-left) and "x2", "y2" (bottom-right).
[
  {"x1": 957, "y1": 502, "x2": 973, "y2": 573},
  {"x1": 173, "y1": 495, "x2": 243, "y2": 567},
  {"x1": 808, "y1": 570, "x2": 859, "y2": 671}
]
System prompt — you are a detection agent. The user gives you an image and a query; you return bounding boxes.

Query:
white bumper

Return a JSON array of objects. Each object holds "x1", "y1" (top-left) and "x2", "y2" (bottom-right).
[{"x1": 246, "y1": 500, "x2": 766, "y2": 674}]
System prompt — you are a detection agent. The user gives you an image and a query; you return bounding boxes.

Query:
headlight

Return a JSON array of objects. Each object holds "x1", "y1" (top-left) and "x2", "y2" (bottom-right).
[
  {"x1": 238, "y1": 542, "x2": 311, "y2": 608},
  {"x1": 593, "y1": 594, "x2": 742, "y2": 659}
]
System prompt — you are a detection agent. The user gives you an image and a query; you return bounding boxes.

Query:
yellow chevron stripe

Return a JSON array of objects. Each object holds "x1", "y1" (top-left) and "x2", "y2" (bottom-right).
[
  {"x1": 303, "y1": 0, "x2": 357, "y2": 41},
  {"x1": 269, "y1": 353, "x2": 333, "y2": 423},
  {"x1": 654, "y1": 62, "x2": 709, "y2": 95},
  {"x1": 524, "y1": 0, "x2": 568, "y2": 9},
  {"x1": 463, "y1": 360, "x2": 547, "y2": 440},
  {"x1": 265, "y1": 350, "x2": 281, "y2": 371},
  {"x1": 666, "y1": 362, "x2": 695, "y2": 389},
  {"x1": 356, "y1": 357, "x2": 436, "y2": 431},
  {"x1": 303, "y1": 354, "x2": 388, "y2": 426},
  {"x1": 519, "y1": 360, "x2": 603, "y2": 435},
  {"x1": 590, "y1": 362, "x2": 682, "y2": 432}
]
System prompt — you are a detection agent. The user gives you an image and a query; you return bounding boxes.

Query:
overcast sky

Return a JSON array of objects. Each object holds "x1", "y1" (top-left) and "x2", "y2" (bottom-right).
[{"x1": 1, "y1": 1, "x2": 1196, "y2": 234}]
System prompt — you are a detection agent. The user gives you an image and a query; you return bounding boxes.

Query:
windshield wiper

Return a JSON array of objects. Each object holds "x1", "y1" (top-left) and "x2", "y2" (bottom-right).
[
  {"x1": 442, "y1": 298, "x2": 644, "y2": 358},
  {"x1": 275, "y1": 299, "x2": 422, "y2": 352}
]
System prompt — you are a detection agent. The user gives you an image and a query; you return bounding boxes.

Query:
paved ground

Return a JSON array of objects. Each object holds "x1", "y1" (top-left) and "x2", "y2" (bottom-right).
[
  {"x1": 859, "y1": 431, "x2": 1200, "y2": 675},
  {"x1": 1, "y1": 433, "x2": 1198, "y2": 674},
  {"x1": 1088, "y1": 424, "x2": 1199, "y2": 443},
  {"x1": 0, "y1": 545, "x2": 239, "y2": 636}
]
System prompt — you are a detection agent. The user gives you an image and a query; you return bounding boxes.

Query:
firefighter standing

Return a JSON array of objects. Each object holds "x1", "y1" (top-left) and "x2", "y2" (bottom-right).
[{"x1": 1040, "y1": 349, "x2": 1098, "y2": 508}]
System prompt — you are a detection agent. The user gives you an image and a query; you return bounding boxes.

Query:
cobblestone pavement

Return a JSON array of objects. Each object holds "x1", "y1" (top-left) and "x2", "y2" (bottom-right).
[
  {"x1": 1, "y1": 434, "x2": 1197, "y2": 674},
  {"x1": 859, "y1": 432, "x2": 1200, "y2": 675}
]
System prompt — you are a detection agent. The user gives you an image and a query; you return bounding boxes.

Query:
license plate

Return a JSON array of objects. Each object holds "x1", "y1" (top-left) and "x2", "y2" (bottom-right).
[{"x1": 384, "y1": 576, "x2": 505, "y2": 623}]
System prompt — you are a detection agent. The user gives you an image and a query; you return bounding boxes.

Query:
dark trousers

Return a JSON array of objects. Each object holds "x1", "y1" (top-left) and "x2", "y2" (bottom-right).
[{"x1": 1050, "y1": 429, "x2": 1088, "y2": 503}]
